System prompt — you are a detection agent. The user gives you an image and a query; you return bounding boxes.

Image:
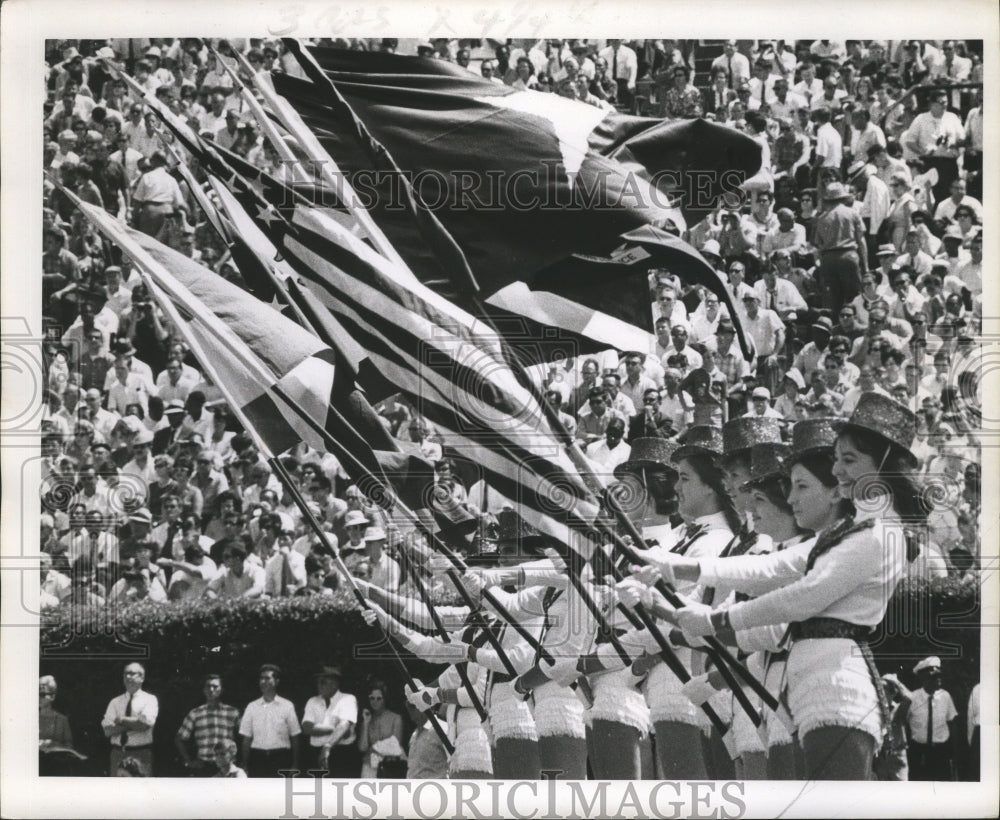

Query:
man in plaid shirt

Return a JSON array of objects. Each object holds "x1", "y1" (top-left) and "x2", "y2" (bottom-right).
[
  {"x1": 174, "y1": 674, "x2": 241, "y2": 776},
  {"x1": 714, "y1": 318, "x2": 753, "y2": 387}
]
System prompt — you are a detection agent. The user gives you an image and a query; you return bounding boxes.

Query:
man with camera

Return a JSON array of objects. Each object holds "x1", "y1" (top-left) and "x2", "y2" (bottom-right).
[{"x1": 905, "y1": 90, "x2": 966, "y2": 204}]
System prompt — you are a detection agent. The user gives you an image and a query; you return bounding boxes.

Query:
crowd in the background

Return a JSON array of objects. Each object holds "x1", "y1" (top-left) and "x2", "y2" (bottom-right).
[
  {"x1": 39, "y1": 35, "x2": 983, "y2": 609},
  {"x1": 38, "y1": 38, "x2": 982, "y2": 782}
]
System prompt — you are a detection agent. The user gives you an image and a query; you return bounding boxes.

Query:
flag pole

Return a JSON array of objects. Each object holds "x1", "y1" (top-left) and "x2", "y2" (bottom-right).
[
  {"x1": 265, "y1": 456, "x2": 454, "y2": 753},
  {"x1": 261, "y1": 377, "x2": 538, "y2": 674},
  {"x1": 234, "y1": 43, "x2": 406, "y2": 265},
  {"x1": 394, "y1": 539, "x2": 489, "y2": 722},
  {"x1": 156, "y1": 135, "x2": 231, "y2": 246},
  {"x1": 61, "y1": 183, "x2": 457, "y2": 754},
  {"x1": 205, "y1": 43, "x2": 312, "y2": 186},
  {"x1": 487, "y1": 328, "x2": 776, "y2": 718},
  {"x1": 280, "y1": 37, "x2": 479, "y2": 293}
]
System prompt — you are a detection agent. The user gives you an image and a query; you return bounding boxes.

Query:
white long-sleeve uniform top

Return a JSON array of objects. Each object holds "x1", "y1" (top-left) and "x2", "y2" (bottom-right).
[{"x1": 700, "y1": 509, "x2": 908, "y2": 632}]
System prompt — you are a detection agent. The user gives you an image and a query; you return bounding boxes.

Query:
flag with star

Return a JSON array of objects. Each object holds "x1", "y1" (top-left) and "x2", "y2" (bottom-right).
[{"x1": 271, "y1": 41, "x2": 757, "y2": 356}]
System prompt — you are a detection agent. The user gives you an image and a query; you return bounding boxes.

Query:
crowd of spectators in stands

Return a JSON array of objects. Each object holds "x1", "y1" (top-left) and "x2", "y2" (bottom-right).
[{"x1": 38, "y1": 37, "x2": 983, "y2": 776}]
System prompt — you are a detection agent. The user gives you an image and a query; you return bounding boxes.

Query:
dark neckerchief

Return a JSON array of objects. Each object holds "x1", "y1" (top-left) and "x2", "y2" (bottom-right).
[
  {"x1": 670, "y1": 522, "x2": 710, "y2": 556},
  {"x1": 722, "y1": 523, "x2": 758, "y2": 559},
  {"x1": 804, "y1": 516, "x2": 876, "y2": 574}
]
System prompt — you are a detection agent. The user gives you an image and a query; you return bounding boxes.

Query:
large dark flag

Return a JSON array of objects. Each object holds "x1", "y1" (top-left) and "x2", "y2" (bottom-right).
[{"x1": 271, "y1": 44, "x2": 759, "y2": 356}]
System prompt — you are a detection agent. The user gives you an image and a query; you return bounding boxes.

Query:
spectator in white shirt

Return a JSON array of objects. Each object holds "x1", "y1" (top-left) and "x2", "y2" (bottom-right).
[
  {"x1": 753, "y1": 264, "x2": 807, "y2": 321},
  {"x1": 585, "y1": 417, "x2": 631, "y2": 472},
  {"x1": 651, "y1": 284, "x2": 690, "y2": 331},
  {"x1": 600, "y1": 40, "x2": 638, "y2": 107},
  {"x1": 932, "y1": 178, "x2": 983, "y2": 225},
  {"x1": 742, "y1": 386, "x2": 783, "y2": 419},
  {"x1": 903, "y1": 90, "x2": 965, "y2": 203},
  {"x1": 761, "y1": 209, "x2": 807, "y2": 258},
  {"x1": 812, "y1": 108, "x2": 843, "y2": 170},
  {"x1": 361, "y1": 527, "x2": 400, "y2": 592},
  {"x1": 928, "y1": 41, "x2": 972, "y2": 82},
  {"x1": 689, "y1": 290, "x2": 727, "y2": 345},
  {"x1": 767, "y1": 77, "x2": 806, "y2": 122},
  {"x1": 159, "y1": 543, "x2": 217, "y2": 601},
  {"x1": 848, "y1": 109, "x2": 886, "y2": 165},
  {"x1": 906, "y1": 656, "x2": 959, "y2": 781},
  {"x1": 710, "y1": 40, "x2": 750, "y2": 89},
  {"x1": 619, "y1": 352, "x2": 659, "y2": 411},
  {"x1": 848, "y1": 161, "x2": 891, "y2": 257},
  {"x1": 792, "y1": 59, "x2": 823, "y2": 105},
  {"x1": 659, "y1": 325, "x2": 702, "y2": 377}
]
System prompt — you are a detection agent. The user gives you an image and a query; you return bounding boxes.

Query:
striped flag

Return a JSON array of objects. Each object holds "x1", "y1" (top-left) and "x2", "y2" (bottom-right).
[
  {"x1": 201, "y1": 160, "x2": 603, "y2": 551},
  {"x1": 121, "y1": 75, "x2": 605, "y2": 552},
  {"x1": 64, "y1": 196, "x2": 336, "y2": 459}
]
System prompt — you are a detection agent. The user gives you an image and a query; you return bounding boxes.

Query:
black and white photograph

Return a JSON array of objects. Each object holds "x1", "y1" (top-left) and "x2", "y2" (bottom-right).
[{"x1": 1, "y1": 1, "x2": 997, "y2": 817}]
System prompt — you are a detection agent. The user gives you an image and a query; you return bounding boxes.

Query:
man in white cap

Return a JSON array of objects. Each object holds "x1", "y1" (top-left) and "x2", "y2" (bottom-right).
[
  {"x1": 906, "y1": 656, "x2": 959, "y2": 781},
  {"x1": 120, "y1": 427, "x2": 156, "y2": 504},
  {"x1": 361, "y1": 527, "x2": 399, "y2": 592},
  {"x1": 743, "y1": 386, "x2": 782, "y2": 419},
  {"x1": 339, "y1": 509, "x2": 369, "y2": 557},
  {"x1": 143, "y1": 45, "x2": 173, "y2": 88},
  {"x1": 848, "y1": 160, "x2": 890, "y2": 265}
]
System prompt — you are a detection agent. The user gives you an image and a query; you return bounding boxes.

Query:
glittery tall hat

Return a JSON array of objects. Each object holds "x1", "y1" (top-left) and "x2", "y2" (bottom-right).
[
  {"x1": 614, "y1": 437, "x2": 679, "y2": 479},
  {"x1": 743, "y1": 442, "x2": 792, "y2": 488},
  {"x1": 789, "y1": 418, "x2": 840, "y2": 460},
  {"x1": 722, "y1": 417, "x2": 783, "y2": 458},
  {"x1": 836, "y1": 393, "x2": 917, "y2": 461},
  {"x1": 671, "y1": 425, "x2": 724, "y2": 462}
]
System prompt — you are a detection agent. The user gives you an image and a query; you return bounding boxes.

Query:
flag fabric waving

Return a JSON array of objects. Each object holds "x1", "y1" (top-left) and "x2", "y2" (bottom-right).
[
  {"x1": 64, "y1": 196, "x2": 336, "y2": 459},
  {"x1": 186, "y1": 144, "x2": 605, "y2": 551},
  {"x1": 270, "y1": 46, "x2": 757, "y2": 355}
]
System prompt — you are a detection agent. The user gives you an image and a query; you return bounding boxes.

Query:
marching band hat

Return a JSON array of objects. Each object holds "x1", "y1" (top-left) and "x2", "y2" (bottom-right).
[
  {"x1": 743, "y1": 442, "x2": 792, "y2": 488},
  {"x1": 835, "y1": 393, "x2": 917, "y2": 462},
  {"x1": 671, "y1": 425, "x2": 724, "y2": 461},
  {"x1": 722, "y1": 417, "x2": 782, "y2": 456},
  {"x1": 613, "y1": 437, "x2": 679, "y2": 479},
  {"x1": 789, "y1": 418, "x2": 840, "y2": 461}
]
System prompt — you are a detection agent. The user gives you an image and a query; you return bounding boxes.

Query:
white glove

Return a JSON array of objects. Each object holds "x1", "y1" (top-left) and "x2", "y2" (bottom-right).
[
  {"x1": 427, "y1": 553, "x2": 453, "y2": 577},
  {"x1": 681, "y1": 673, "x2": 721, "y2": 706},
  {"x1": 630, "y1": 564, "x2": 664, "y2": 588},
  {"x1": 675, "y1": 602, "x2": 717, "y2": 638},
  {"x1": 460, "y1": 571, "x2": 486, "y2": 599},
  {"x1": 406, "y1": 686, "x2": 440, "y2": 710},
  {"x1": 543, "y1": 655, "x2": 582, "y2": 687},
  {"x1": 632, "y1": 555, "x2": 679, "y2": 586},
  {"x1": 478, "y1": 568, "x2": 507, "y2": 589},
  {"x1": 615, "y1": 578, "x2": 653, "y2": 610},
  {"x1": 361, "y1": 601, "x2": 391, "y2": 630}
]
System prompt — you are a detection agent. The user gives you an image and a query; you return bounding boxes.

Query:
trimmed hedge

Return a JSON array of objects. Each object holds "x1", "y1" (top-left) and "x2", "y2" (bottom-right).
[
  {"x1": 39, "y1": 575, "x2": 981, "y2": 776},
  {"x1": 40, "y1": 592, "x2": 434, "y2": 776}
]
